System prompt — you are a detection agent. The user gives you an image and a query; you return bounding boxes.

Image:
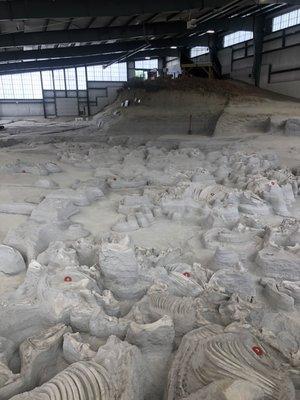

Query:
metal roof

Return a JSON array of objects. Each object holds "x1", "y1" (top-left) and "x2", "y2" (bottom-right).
[{"x1": 0, "y1": 0, "x2": 295, "y2": 72}]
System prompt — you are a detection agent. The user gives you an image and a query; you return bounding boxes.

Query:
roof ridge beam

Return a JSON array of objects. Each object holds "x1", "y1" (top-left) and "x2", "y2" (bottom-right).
[
  {"x1": 0, "y1": 1, "x2": 247, "y2": 20},
  {"x1": 0, "y1": 21, "x2": 187, "y2": 48}
]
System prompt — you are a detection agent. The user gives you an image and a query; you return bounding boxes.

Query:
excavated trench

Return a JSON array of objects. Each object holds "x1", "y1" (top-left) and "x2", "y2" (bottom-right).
[{"x1": 0, "y1": 78, "x2": 299, "y2": 400}]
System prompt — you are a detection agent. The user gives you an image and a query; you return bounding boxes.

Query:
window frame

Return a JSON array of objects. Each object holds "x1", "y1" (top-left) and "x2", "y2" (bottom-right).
[
  {"x1": 223, "y1": 31, "x2": 254, "y2": 48},
  {"x1": 190, "y1": 46, "x2": 209, "y2": 58},
  {"x1": 134, "y1": 59, "x2": 159, "y2": 70},
  {"x1": 86, "y1": 63, "x2": 128, "y2": 82},
  {"x1": 272, "y1": 9, "x2": 300, "y2": 32},
  {"x1": 0, "y1": 72, "x2": 43, "y2": 100}
]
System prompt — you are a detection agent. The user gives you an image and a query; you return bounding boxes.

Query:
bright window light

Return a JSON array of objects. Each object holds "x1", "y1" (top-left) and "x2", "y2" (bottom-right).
[
  {"x1": 0, "y1": 72, "x2": 42, "y2": 99},
  {"x1": 53, "y1": 69, "x2": 65, "y2": 90},
  {"x1": 272, "y1": 9, "x2": 300, "y2": 32},
  {"x1": 65, "y1": 68, "x2": 77, "y2": 90},
  {"x1": 76, "y1": 67, "x2": 87, "y2": 90},
  {"x1": 86, "y1": 63, "x2": 127, "y2": 81},
  {"x1": 190, "y1": 46, "x2": 209, "y2": 58},
  {"x1": 224, "y1": 31, "x2": 253, "y2": 47},
  {"x1": 134, "y1": 59, "x2": 158, "y2": 69},
  {"x1": 135, "y1": 70, "x2": 147, "y2": 79},
  {"x1": 41, "y1": 70, "x2": 54, "y2": 90}
]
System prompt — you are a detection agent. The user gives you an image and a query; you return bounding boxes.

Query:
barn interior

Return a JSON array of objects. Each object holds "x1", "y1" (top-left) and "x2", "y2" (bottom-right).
[{"x1": 0, "y1": 1, "x2": 300, "y2": 399}]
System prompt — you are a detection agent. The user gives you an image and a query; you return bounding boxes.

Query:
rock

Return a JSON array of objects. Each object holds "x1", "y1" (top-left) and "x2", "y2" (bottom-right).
[
  {"x1": 211, "y1": 247, "x2": 240, "y2": 270},
  {"x1": 98, "y1": 233, "x2": 147, "y2": 300},
  {"x1": 63, "y1": 332, "x2": 96, "y2": 364},
  {"x1": 4, "y1": 220, "x2": 90, "y2": 261},
  {"x1": 126, "y1": 316, "x2": 175, "y2": 400},
  {"x1": 0, "y1": 203, "x2": 35, "y2": 215},
  {"x1": 284, "y1": 118, "x2": 300, "y2": 136},
  {"x1": 260, "y1": 278, "x2": 295, "y2": 312},
  {"x1": 45, "y1": 187, "x2": 103, "y2": 206},
  {"x1": 24, "y1": 194, "x2": 45, "y2": 204},
  {"x1": 0, "y1": 245, "x2": 26, "y2": 275},
  {"x1": 256, "y1": 247, "x2": 300, "y2": 281},
  {"x1": 30, "y1": 198, "x2": 79, "y2": 222},
  {"x1": 208, "y1": 269, "x2": 256, "y2": 298},
  {"x1": 266, "y1": 116, "x2": 286, "y2": 135},
  {"x1": 34, "y1": 178, "x2": 59, "y2": 189}
]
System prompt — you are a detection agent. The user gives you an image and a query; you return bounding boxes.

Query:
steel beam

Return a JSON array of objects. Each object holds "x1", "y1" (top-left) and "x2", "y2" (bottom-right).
[
  {"x1": 195, "y1": 15, "x2": 254, "y2": 34},
  {"x1": 0, "y1": 21, "x2": 187, "y2": 48},
  {"x1": 0, "y1": 0, "x2": 237, "y2": 20},
  {"x1": 256, "y1": 0, "x2": 300, "y2": 4},
  {"x1": 0, "y1": 36, "x2": 210, "y2": 62},
  {"x1": 0, "y1": 12, "x2": 253, "y2": 52},
  {"x1": 0, "y1": 49, "x2": 179, "y2": 75},
  {"x1": 252, "y1": 15, "x2": 265, "y2": 87},
  {"x1": 209, "y1": 33, "x2": 223, "y2": 79}
]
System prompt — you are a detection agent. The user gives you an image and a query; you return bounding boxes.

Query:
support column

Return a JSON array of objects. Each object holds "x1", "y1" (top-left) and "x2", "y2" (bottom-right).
[
  {"x1": 180, "y1": 47, "x2": 192, "y2": 65},
  {"x1": 209, "y1": 33, "x2": 222, "y2": 79},
  {"x1": 40, "y1": 70, "x2": 47, "y2": 119},
  {"x1": 252, "y1": 15, "x2": 265, "y2": 87},
  {"x1": 127, "y1": 61, "x2": 135, "y2": 80},
  {"x1": 84, "y1": 65, "x2": 91, "y2": 117}
]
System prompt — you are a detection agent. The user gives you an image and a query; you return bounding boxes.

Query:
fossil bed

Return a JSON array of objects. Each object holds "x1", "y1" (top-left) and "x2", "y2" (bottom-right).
[{"x1": 0, "y1": 78, "x2": 299, "y2": 399}]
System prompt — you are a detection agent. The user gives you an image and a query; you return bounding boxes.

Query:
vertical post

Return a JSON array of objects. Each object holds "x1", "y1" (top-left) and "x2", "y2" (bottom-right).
[
  {"x1": 187, "y1": 114, "x2": 192, "y2": 135},
  {"x1": 127, "y1": 61, "x2": 135, "y2": 80},
  {"x1": 161, "y1": 56, "x2": 166, "y2": 76},
  {"x1": 180, "y1": 47, "x2": 191, "y2": 65},
  {"x1": 85, "y1": 65, "x2": 90, "y2": 117},
  {"x1": 230, "y1": 46, "x2": 234, "y2": 73},
  {"x1": 282, "y1": 28, "x2": 286, "y2": 48},
  {"x1": 63, "y1": 68, "x2": 67, "y2": 97},
  {"x1": 209, "y1": 33, "x2": 222, "y2": 79},
  {"x1": 253, "y1": 15, "x2": 265, "y2": 87},
  {"x1": 75, "y1": 67, "x2": 80, "y2": 116},
  {"x1": 51, "y1": 69, "x2": 57, "y2": 117},
  {"x1": 268, "y1": 64, "x2": 272, "y2": 84},
  {"x1": 40, "y1": 70, "x2": 46, "y2": 119}
]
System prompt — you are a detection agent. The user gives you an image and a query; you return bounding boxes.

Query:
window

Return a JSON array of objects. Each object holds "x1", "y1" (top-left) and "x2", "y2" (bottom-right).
[
  {"x1": 224, "y1": 31, "x2": 253, "y2": 47},
  {"x1": 1, "y1": 75, "x2": 14, "y2": 99},
  {"x1": 65, "y1": 68, "x2": 77, "y2": 90},
  {"x1": 135, "y1": 70, "x2": 147, "y2": 79},
  {"x1": 0, "y1": 72, "x2": 42, "y2": 99},
  {"x1": 53, "y1": 69, "x2": 65, "y2": 90},
  {"x1": 76, "y1": 67, "x2": 87, "y2": 90},
  {"x1": 42, "y1": 70, "x2": 54, "y2": 90},
  {"x1": 86, "y1": 63, "x2": 127, "y2": 81},
  {"x1": 190, "y1": 46, "x2": 209, "y2": 58},
  {"x1": 134, "y1": 59, "x2": 158, "y2": 70},
  {"x1": 272, "y1": 9, "x2": 300, "y2": 32},
  {"x1": 166, "y1": 58, "x2": 180, "y2": 68}
]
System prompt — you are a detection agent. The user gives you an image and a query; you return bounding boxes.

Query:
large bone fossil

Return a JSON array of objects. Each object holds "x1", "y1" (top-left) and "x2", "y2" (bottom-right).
[
  {"x1": 10, "y1": 336, "x2": 144, "y2": 400},
  {"x1": 167, "y1": 324, "x2": 295, "y2": 400}
]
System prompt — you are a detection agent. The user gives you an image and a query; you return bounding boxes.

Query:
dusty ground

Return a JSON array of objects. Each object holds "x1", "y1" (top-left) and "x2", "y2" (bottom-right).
[
  {"x1": 0, "y1": 77, "x2": 299, "y2": 292},
  {"x1": 0, "y1": 79, "x2": 300, "y2": 248},
  {"x1": 0, "y1": 78, "x2": 299, "y2": 399}
]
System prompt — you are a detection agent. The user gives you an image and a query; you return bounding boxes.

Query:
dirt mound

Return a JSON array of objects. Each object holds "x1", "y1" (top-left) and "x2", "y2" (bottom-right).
[
  {"x1": 94, "y1": 77, "x2": 300, "y2": 138},
  {"x1": 123, "y1": 76, "x2": 297, "y2": 101}
]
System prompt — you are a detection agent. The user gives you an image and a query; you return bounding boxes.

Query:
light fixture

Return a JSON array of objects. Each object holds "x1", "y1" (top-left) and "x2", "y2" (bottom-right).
[
  {"x1": 170, "y1": 46, "x2": 177, "y2": 49},
  {"x1": 145, "y1": 57, "x2": 151, "y2": 60},
  {"x1": 207, "y1": 30, "x2": 215, "y2": 34}
]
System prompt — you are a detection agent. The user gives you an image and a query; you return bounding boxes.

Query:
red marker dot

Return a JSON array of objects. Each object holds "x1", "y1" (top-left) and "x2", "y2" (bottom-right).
[
  {"x1": 64, "y1": 276, "x2": 72, "y2": 283},
  {"x1": 252, "y1": 346, "x2": 264, "y2": 356},
  {"x1": 183, "y1": 272, "x2": 191, "y2": 278}
]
